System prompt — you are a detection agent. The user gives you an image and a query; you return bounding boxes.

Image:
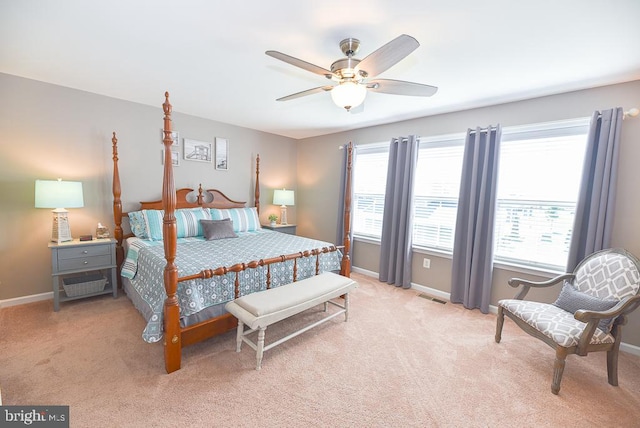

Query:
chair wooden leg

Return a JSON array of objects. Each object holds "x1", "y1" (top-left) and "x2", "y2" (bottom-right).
[
  {"x1": 495, "y1": 307, "x2": 504, "y2": 343},
  {"x1": 552, "y1": 347, "x2": 568, "y2": 395},
  {"x1": 607, "y1": 348, "x2": 619, "y2": 386}
]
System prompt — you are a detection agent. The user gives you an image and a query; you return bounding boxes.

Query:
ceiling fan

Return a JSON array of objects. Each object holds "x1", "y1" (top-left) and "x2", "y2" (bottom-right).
[{"x1": 265, "y1": 34, "x2": 438, "y2": 111}]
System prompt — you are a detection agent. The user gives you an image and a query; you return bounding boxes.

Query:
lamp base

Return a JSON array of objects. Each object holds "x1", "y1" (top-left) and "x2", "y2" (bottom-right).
[
  {"x1": 51, "y1": 209, "x2": 73, "y2": 243},
  {"x1": 280, "y1": 205, "x2": 288, "y2": 225}
]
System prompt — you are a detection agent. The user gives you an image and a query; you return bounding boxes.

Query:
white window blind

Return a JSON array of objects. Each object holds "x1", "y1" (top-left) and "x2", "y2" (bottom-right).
[
  {"x1": 352, "y1": 144, "x2": 389, "y2": 238},
  {"x1": 494, "y1": 119, "x2": 589, "y2": 270},
  {"x1": 413, "y1": 136, "x2": 465, "y2": 250}
]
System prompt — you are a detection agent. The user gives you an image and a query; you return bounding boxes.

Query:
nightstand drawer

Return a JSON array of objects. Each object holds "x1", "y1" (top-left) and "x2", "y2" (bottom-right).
[
  {"x1": 57, "y1": 244, "x2": 111, "y2": 260},
  {"x1": 57, "y1": 254, "x2": 113, "y2": 271}
]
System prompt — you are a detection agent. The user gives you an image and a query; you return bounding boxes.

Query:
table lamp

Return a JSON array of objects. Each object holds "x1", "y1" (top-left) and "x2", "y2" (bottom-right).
[
  {"x1": 273, "y1": 189, "x2": 295, "y2": 225},
  {"x1": 35, "y1": 179, "x2": 84, "y2": 243}
]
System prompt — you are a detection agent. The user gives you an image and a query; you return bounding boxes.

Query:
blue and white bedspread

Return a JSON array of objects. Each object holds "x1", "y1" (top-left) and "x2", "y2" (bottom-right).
[{"x1": 123, "y1": 230, "x2": 342, "y2": 343}]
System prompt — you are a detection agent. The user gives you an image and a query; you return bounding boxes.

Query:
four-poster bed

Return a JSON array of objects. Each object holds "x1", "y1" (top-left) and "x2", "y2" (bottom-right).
[{"x1": 112, "y1": 92, "x2": 353, "y2": 373}]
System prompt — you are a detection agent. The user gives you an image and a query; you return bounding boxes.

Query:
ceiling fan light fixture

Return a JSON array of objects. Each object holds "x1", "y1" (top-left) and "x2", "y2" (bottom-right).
[{"x1": 331, "y1": 81, "x2": 366, "y2": 111}]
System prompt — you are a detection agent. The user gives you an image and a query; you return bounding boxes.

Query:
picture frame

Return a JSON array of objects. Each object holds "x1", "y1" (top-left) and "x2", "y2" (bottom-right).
[
  {"x1": 183, "y1": 139, "x2": 212, "y2": 163},
  {"x1": 215, "y1": 137, "x2": 229, "y2": 170},
  {"x1": 161, "y1": 129, "x2": 179, "y2": 147},
  {"x1": 161, "y1": 149, "x2": 180, "y2": 166}
]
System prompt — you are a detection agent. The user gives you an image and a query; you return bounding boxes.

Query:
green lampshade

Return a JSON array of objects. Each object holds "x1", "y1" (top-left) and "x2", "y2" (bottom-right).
[
  {"x1": 273, "y1": 189, "x2": 295, "y2": 206},
  {"x1": 35, "y1": 179, "x2": 84, "y2": 209}
]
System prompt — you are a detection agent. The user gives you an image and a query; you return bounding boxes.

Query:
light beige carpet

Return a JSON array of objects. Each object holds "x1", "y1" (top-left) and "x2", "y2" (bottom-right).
[{"x1": 1, "y1": 273, "x2": 639, "y2": 427}]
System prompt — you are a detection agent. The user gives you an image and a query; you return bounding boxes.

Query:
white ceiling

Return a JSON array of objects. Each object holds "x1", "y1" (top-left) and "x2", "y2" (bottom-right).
[{"x1": 2, "y1": 0, "x2": 639, "y2": 139}]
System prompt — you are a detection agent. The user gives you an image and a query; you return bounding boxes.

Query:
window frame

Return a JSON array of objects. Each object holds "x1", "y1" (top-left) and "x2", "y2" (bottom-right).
[
  {"x1": 351, "y1": 142, "x2": 390, "y2": 240},
  {"x1": 349, "y1": 117, "x2": 591, "y2": 274}
]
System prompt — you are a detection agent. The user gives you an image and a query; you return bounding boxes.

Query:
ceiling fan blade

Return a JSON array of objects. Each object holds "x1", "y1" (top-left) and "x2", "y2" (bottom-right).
[
  {"x1": 276, "y1": 85, "x2": 334, "y2": 101},
  {"x1": 266, "y1": 50, "x2": 335, "y2": 79},
  {"x1": 367, "y1": 79, "x2": 438, "y2": 97},
  {"x1": 357, "y1": 34, "x2": 420, "y2": 77}
]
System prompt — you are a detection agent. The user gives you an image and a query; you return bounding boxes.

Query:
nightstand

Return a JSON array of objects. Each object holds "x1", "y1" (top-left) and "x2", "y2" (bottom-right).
[
  {"x1": 49, "y1": 238, "x2": 117, "y2": 311},
  {"x1": 262, "y1": 224, "x2": 297, "y2": 235}
]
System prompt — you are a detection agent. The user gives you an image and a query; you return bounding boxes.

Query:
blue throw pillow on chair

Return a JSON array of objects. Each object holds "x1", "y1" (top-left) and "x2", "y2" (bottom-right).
[{"x1": 553, "y1": 282, "x2": 618, "y2": 333}]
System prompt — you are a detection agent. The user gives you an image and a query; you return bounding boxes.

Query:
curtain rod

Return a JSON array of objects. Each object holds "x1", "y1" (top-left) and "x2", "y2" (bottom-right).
[
  {"x1": 337, "y1": 108, "x2": 637, "y2": 150},
  {"x1": 468, "y1": 125, "x2": 500, "y2": 134}
]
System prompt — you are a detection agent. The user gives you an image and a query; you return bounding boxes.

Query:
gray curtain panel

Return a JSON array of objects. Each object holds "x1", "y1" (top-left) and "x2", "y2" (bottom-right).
[
  {"x1": 450, "y1": 125, "x2": 501, "y2": 313},
  {"x1": 566, "y1": 108, "x2": 623, "y2": 271},
  {"x1": 379, "y1": 135, "x2": 418, "y2": 288},
  {"x1": 336, "y1": 142, "x2": 355, "y2": 269}
]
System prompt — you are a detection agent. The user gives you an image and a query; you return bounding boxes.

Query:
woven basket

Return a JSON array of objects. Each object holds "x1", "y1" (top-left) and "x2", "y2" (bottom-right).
[{"x1": 63, "y1": 274, "x2": 107, "y2": 297}]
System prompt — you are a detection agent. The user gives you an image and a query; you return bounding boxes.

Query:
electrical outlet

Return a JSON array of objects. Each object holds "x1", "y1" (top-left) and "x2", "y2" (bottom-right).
[{"x1": 423, "y1": 258, "x2": 431, "y2": 269}]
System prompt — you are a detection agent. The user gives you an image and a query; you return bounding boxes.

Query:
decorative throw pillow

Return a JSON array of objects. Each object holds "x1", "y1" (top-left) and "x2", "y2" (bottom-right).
[
  {"x1": 142, "y1": 209, "x2": 164, "y2": 241},
  {"x1": 142, "y1": 208, "x2": 211, "y2": 240},
  {"x1": 200, "y1": 219, "x2": 238, "y2": 241},
  {"x1": 553, "y1": 282, "x2": 619, "y2": 332},
  {"x1": 175, "y1": 207, "x2": 211, "y2": 238},
  {"x1": 209, "y1": 207, "x2": 261, "y2": 232},
  {"x1": 128, "y1": 211, "x2": 148, "y2": 239}
]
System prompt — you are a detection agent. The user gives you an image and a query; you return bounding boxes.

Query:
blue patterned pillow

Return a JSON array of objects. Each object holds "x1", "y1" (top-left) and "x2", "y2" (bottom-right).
[
  {"x1": 142, "y1": 210, "x2": 164, "y2": 241},
  {"x1": 142, "y1": 208, "x2": 211, "y2": 240},
  {"x1": 176, "y1": 208, "x2": 211, "y2": 238},
  {"x1": 209, "y1": 207, "x2": 261, "y2": 232},
  {"x1": 128, "y1": 211, "x2": 148, "y2": 239},
  {"x1": 553, "y1": 282, "x2": 618, "y2": 332}
]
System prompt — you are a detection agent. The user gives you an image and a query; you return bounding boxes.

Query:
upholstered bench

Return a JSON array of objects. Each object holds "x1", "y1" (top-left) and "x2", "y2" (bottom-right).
[{"x1": 225, "y1": 272, "x2": 358, "y2": 370}]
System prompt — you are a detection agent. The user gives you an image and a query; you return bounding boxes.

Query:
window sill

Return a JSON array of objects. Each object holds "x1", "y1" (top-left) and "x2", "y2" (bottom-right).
[
  {"x1": 354, "y1": 237, "x2": 565, "y2": 277},
  {"x1": 493, "y1": 260, "x2": 565, "y2": 277},
  {"x1": 353, "y1": 235, "x2": 381, "y2": 245}
]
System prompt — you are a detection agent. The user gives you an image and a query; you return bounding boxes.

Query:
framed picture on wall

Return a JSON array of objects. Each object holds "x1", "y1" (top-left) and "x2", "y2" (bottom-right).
[
  {"x1": 183, "y1": 139, "x2": 212, "y2": 163},
  {"x1": 160, "y1": 129, "x2": 179, "y2": 146},
  {"x1": 161, "y1": 149, "x2": 180, "y2": 166},
  {"x1": 215, "y1": 137, "x2": 228, "y2": 170}
]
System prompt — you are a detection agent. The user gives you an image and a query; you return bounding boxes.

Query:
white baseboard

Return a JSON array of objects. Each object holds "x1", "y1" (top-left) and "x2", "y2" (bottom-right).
[
  {"x1": 620, "y1": 342, "x2": 640, "y2": 357},
  {"x1": 411, "y1": 282, "x2": 452, "y2": 303},
  {"x1": 352, "y1": 265, "x2": 640, "y2": 358},
  {"x1": 0, "y1": 291, "x2": 53, "y2": 308},
  {"x1": 351, "y1": 266, "x2": 378, "y2": 278}
]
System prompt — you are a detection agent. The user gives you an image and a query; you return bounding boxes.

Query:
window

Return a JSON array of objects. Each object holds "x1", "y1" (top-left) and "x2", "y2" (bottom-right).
[
  {"x1": 352, "y1": 144, "x2": 389, "y2": 238},
  {"x1": 413, "y1": 135, "x2": 465, "y2": 251},
  {"x1": 494, "y1": 119, "x2": 589, "y2": 270},
  {"x1": 351, "y1": 118, "x2": 589, "y2": 273}
]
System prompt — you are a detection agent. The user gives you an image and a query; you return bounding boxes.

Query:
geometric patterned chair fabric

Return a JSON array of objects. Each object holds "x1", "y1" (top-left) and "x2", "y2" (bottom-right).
[{"x1": 495, "y1": 248, "x2": 640, "y2": 395}]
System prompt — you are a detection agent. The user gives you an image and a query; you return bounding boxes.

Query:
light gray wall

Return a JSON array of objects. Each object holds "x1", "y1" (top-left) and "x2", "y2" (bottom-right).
[
  {"x1": 297, "y1": 80, "x2": 640, "y2": 347},
  {"x1": 0, "y1": 73, "x2": 297, "y2": 300}
]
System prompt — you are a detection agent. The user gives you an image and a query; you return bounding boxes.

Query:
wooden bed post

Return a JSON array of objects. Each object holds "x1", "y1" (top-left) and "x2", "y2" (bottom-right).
[
  {"x1": 255, "y1": 154, "x2": 260, "y2": 214},
  {"x1": 112, "y1": 132, "x2": 124, "y2": 286},
  {"x1": 161, "y1": 92, "x2": 181, "y2": 373},
  {"x1": 340, "y1": 142, "x2": 353, "y2": 277}
]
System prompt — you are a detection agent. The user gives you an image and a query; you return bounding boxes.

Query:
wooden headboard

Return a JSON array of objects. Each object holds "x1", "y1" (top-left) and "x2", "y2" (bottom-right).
[
  {"x1": 138, "y1": 187, "x2": 246, "y2": 210},
  {"x1": 110, "y1": 131, "x2": 261, "y2": 279}
]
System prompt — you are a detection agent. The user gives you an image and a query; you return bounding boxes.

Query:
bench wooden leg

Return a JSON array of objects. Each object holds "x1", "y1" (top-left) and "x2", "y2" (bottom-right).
[
  {"x1": 344, "y1": 293, "x2": 350, "y2": 321},
  {"x1": 256, "y1": 327, "x2": 266, "y2": 370},
  {"x1": 236, "y1": 320, "x2": 244, "y2": 352}
]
